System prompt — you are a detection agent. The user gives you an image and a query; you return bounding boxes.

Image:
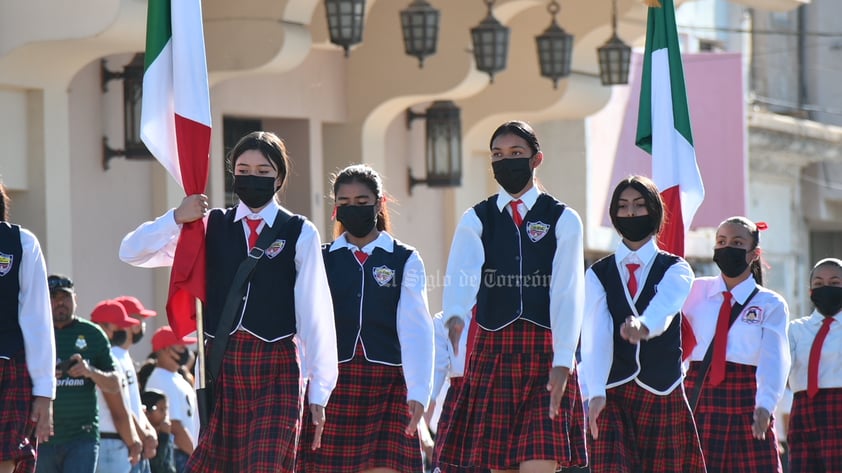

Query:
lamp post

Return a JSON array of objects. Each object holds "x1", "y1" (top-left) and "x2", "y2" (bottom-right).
[
  {"x1": 597, "y1": 0, "x2": 632, "y2": 85},
  {"x1": 535, "y1": 0, "x2": 574, "y2": 89},
  {"x1": 400, "y1": 0, "x2": 440, "y2": 68},
  {"x1": 470, "y1": 0, "x2": 509, "y2": 83},
  {"x1": 325, "y1": 0, "x2": 366, "y2": 57},
  {"x1": 406, "y1": 101, "x2": 462, "y2": 194}
]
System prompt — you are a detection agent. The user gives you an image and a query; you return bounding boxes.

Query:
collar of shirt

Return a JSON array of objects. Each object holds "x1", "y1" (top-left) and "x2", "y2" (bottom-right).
[
  {"x1": 234, "y1": 201, "x2": 283, "y2": 227},
  {"x1": 495, "y1": 185, "x2": 540, "y2": 213},
  {"x1": 707, "y1": 274, "x2": 758, "y2": 305},
  {"x1": 614, "y1": 238, "x2": 658, "y2": 269},
  {"x1": 328, "y1": 230, "x2": 395, "y2": 253},
  {"x1": 806, "y1": 309, "x2": 841, "y2": 327}
]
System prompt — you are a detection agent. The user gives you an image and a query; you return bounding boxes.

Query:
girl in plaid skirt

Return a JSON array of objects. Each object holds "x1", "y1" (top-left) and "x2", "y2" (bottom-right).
[
  {"x1": 683, "y1": 216, "x2": 790, "y2": 473},
  {"x1": 581, "y1": 176, "x2": 706, "y2": 473},
  {"x1": 297, "y1": 164, "x2": 434, "y2": 473},
  {"x1": 787, "y1": 258, "x2": 842, "y2": 473},
  {"x1": 120, "y1": 131, "x2": 339, "y2": 473},
  {"x1": 435, "y1": 121, "x2": 587, "y2": 473}
]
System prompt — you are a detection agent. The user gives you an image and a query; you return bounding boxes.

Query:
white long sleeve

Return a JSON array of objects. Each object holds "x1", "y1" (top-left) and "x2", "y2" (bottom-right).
[
  {"x1": 18, "y1": 229, "x2": 56, "y2": 399},
  {"x1": 397, "y1": 251, "x2": 435, "y2": 409},
  {"x1": 581, "y1": 268, "x2": 614, "y2": 400}
]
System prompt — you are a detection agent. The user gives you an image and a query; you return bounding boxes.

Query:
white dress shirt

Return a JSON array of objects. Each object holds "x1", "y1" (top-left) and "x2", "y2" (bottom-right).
[
  {"x1": 431, "y1": 311, "x2": 469, "y2": 402},
  {"x1": 682, "y1": 275, "x2": 791, "y2": 412},
  {"x1": 581, "y1": 239, "x2": 694, "y2": 398},
  {"x1": 13, "y1": 228, "x2": 56, "y2": 399},
  {"x1": 328, "y1": 231, "x2": 435, "y2": 408},
  {"x1": 118, "y1": 201, "x2": 339, "y2": 407},
  {"x1": 788, "y1": 310, "x2": 842, "y2": 393},
  {"x1": 441, "y1": 186, "x2": 585, "y2": 369}
]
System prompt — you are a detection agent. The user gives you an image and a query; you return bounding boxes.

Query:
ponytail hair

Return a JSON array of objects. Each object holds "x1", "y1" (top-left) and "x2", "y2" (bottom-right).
[
  {"x1": 330, "y1": 164, "x2": 391, "y2": 238},
  {"x1": 721, "y1": 216, "x2": 764, "y2": 286},
  {"x1": 0, "y1": 182, "x2": 8, "y2": 221}
]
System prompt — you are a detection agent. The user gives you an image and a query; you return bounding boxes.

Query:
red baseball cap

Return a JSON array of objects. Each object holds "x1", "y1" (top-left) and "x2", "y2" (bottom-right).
[
  {"x1": 90, "y1": 299, "x2": 140, "y2": 328},
  {"x1": 152, "y1": 326, "x2": 197, "y2": 352},
  {"x1": 114, "y1": 296, "x2": 157, "y2": 318}
]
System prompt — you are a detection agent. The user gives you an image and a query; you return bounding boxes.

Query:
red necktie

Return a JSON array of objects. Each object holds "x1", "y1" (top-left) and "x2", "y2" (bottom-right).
[
  {"x1": 354, "y1": 250, "x2": 368, "y2": 264},
  {"x1": 808, "y1": 317, "x2": 835, "y2": 398},
  {"x1": 246, "y1": 218, "x2": 262, "y2": 249},
  {"x1": 626, "y1": 263, "x2": 640, "y2": 297},
  {"x1": 709, "y1": 291, "x2": 734, "y2": 386},
  {"x1": 510, "y1": 200, "x2": 523, "y2": 227}
]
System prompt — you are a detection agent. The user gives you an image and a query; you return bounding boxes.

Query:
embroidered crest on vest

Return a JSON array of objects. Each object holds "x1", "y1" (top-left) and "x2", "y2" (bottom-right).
[
  {"x1": 372, "y1": 265, "x2": 396, "y2": 287},
  {"x1": 526, "y1": 221, "x2": 551, "y2": 242},
  {"x1": 265, "y1": 239, "x2": 286, "y2": 259},
  {"x1": 0, "y1": 252, "x2": 12, "y2": 276},
  {"x1": 741, "y1": 305, "x2": 763, "y2": 324}
]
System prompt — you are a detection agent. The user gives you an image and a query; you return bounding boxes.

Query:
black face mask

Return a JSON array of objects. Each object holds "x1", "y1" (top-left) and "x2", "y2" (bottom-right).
[
  {"x1": 336, "y1": 205, "x2": 378, "y2": 238},
  {"x1": 233, "y1": 175, "x2": 277, "y2": 209},
  {"x1": 811, "y1": 286, "x2": 842, "y2": 317},
  {"x1": 492, "y1": 157, "x2": 533, "y2": 195},
  {"x1": 615, "y1": 215, "x2": 655, "y2": 242},
  {"x1": 713, "y1": 246, "x2": 750, "y2": 278},
  {"x1": 131, "y1": 330, "x2": 144, "y2": 344},
  {"x1": 174, "y1": 349, "x2": 190, "y2": 366},
  {"x1": 111, "y1": 330, "x2": 128, "y2": 347}
]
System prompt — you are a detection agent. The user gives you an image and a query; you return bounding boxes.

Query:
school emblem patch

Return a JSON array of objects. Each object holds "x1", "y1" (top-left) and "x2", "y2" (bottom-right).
[
  {"x1": 0, "y1": 252, "x2": 12, "y2": 277},
  {"x1": 526, "y1": 221, "x2": 551, "y2": 242},
  {"x1": 741, "y1": 306, "x2": 763, "y2": 324},
  {"x1": 372, "y1": 265, "x2": 395, "y2": 287},
  {"x1": 75, "y1": 335, "x2": 88, "y2": 350},
  {"x1": 265, "y1": 239, "x2": 286, "y2": 259}
]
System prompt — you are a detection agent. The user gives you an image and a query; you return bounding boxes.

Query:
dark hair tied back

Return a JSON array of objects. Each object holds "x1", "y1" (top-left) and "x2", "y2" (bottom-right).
[{"x1": 490, "y1": 121, "x2": 541, "y2": 156}]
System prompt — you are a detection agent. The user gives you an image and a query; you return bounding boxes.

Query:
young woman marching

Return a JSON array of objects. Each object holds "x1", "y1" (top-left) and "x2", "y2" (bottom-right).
[
  {"x1": 435, "y1": 120, "x2": 587, "y2": 473},
  {"x1": 297, "y1": 164, "x2": 434, "y2": 473},
  {"x1": 787, "y1": 257, "x2": 842, "y2": 473},
  {"x1": 683, "y1": 216, "x2": 790, "y2": 473},
  {"x1": 120, "y1": 131, "x2": 339, "y2": 473},
  {"x1": 581, "y1": 175, "x2": 706, "y2": 473}
]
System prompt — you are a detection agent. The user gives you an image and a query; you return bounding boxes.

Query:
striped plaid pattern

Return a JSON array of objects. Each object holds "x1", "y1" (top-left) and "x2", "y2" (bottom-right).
[
  {"x1": 185, "y1": 332, "x2": 303, "y2": 473},
  {"x1": 297, "y1": 344, "x2": 422, "y2": 473},
  {"x1": 436, "y1": 320, "x2": 587, "y2": 471},
  {"x1": 587, "y1": 381, "x2": 705, "y2": 473},
  {"x1": 433, "y1": 377, "x2": 488, "y2": 473},
  {"x1": 788, "y1": 388, "x2": 842, "y2": 473},
  {"x1": 686, "y1": 361, "x2": 781, "y2": 473},
  {"x1": 0, "y1": 352, "x2": 35, "y2": 469}
]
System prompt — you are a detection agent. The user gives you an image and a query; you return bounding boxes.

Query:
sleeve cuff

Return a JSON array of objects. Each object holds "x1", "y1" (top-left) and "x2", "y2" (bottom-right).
[
  {"x1": 408, "y1": 389, "x2": 431, "y2": 411},
  {"x1": 308, "y1": 383, "x2": 332, "y2": 407},
  {"x1": 552, "y1": 348, "x2": 576, "y2": 369},
  {"x1": 755, "y1": 395, "x2": 777, "y2": 414},
  {"x1": 32, "y1": 378, "x2": 56, "y2": 400}
]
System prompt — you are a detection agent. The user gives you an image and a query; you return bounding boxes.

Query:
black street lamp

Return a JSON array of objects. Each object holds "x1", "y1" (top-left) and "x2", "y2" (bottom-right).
[
  {"x1": 470, "y1": 0, "x2": 509, "y2": 83},
  {"x1": 325, "y1": 0, "x2": 366, "y2": 57},
  {"x1": 535, "y1": 0, "x2": 574, "y2": 89},
  {"x1": 597, "y1": 0, "x2": 632, "y2": 85},
  {"x1": 406, "y1": 101, "x2": 462, "y2": 194},
  {"x1": 400, "y1": 0, "x2": 440, "y2": 68}
]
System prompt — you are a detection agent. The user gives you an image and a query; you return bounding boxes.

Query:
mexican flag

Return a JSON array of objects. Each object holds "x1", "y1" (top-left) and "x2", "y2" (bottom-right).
[
  {"x1": 141, "y1": 0, "x2": 211, "y2": 337},
  {"x1": 635, "y1": 0, "x2": 704, "y2": 356}
]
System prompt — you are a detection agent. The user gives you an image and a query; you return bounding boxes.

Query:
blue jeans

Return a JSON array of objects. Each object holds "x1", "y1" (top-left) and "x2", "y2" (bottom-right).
[
  {"x1": 35, "y1": 437, "x2": 99, "y2": 473},
  {"x1": 173, "y1": 450, "x2": 189, "y2": 473},
  {"x1": 130, "y1": 459, "x2": 151, "y2": 473},
  {"x1": 95, "y1": 438, "x2": 130, "y2": 473}
]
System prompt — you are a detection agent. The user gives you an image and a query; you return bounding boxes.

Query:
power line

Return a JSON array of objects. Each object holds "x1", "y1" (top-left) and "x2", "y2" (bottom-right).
[{"x1": 678, "y1": 24, "x2": 842, "y2": 38}]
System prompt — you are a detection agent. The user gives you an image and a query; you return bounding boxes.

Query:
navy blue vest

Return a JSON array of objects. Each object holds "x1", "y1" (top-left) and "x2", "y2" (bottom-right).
[
  {"x1": 0, "y1": 223, "x2": 23, "y2": 358},
  {"x1": 591, "y1": 252, "x2": 683, "y2": 392},
  {"x1": 204, "y1": 208, "x2": 302, "y2": 341},
  {"x1": 474, "y1": 194, "x2": 565, "y2": 330},
  {"x1": 323, "y1": 240, "x2": 413, "y2": 365}
]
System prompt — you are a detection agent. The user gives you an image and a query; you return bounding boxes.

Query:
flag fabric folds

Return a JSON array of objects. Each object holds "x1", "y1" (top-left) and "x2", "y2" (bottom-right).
[
  {"x1": 141, "y1": 0, "x2": 212, "y2": 337},
  {"x1": 635, "y1": 0, "x2": 704, "y2": 357}
]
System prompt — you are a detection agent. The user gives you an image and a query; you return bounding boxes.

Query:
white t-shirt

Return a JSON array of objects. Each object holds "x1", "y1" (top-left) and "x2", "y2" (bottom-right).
[
  {"x1": 146, "y1": 367, "x2": 199, "y2": 447},
  {"x1": 96, "y1": 353, "x2": 130, "y2": 435}
]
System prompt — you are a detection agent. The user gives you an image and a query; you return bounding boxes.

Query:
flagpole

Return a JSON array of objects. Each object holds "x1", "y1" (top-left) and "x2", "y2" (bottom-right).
[{"x1": 195, "y1": 296, "x2": 209, "y2": 427}]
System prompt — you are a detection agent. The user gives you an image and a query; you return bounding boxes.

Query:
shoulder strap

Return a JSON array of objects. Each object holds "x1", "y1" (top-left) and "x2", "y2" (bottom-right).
[
  {"x1": 687, "y1": 286, "x2": 760, "y2": 410},
  {"x1": 207, "y1": 209, "x2": 292, "y2": 380}
]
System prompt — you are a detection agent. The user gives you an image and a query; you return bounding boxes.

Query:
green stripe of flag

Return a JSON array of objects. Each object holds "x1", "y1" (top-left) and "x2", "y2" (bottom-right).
[{"x1": 144, "y1": 0, "x2": 172, "y2": 71}]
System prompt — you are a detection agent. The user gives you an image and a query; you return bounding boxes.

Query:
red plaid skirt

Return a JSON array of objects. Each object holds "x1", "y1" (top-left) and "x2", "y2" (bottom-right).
[
  {"x1": 685, "y1": 361, "x2": 781, "y2": 473},
  {"x1": 436, "y1": 319, "x2": 587, "y2": 471},
  {"x1": 185, "y1": 332, "x2": 304, "y2": 473},
  {"x1": 788, "y1": 388, "x2": 842, "y2": 472},
  {"x1": 588, "y1": 381, "x2": 705, "y2": 473},
  {"x1": 433, "y1": 377, "x2": 488, "y2": 473},
  {"x1": 297, "y1": 344, "x2": 422, "y2": 473},
  {"x1": 0, "y1": 352, "x2": 36, "y2": 469}
]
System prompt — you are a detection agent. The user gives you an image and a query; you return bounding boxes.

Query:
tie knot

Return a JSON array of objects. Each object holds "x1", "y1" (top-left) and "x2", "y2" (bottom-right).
[
  {"x1": 246, "y1": 218, "x2": 262, "y2": 232},
  {"x1": 822, "y1": 316, "x2": 835, "y2": 326},
  {"x1": 722, "y1": 291, "x2": 733, "y2": 303},
  {"x1": 626, "y1": 263, "x2": 640, "y2": 273},
  {"x1": 510, "y1": 199, "x2": 522, "y2": 210}
]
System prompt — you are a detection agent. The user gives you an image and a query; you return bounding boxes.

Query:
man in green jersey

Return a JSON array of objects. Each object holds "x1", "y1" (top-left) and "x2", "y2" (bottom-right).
[{"x1": 36, "y1": 275, "x2": 120, "y2": 473}]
